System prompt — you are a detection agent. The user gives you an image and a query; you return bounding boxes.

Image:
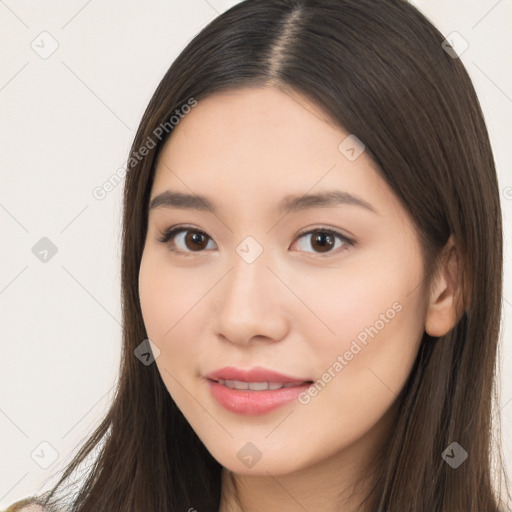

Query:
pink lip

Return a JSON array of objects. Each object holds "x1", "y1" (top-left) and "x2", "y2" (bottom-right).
[
  {"x1": 204, "y1": 366, "x2": 313, "y2": 416},
  {"x1": 204, "y1": 365, "x2": 309, "y2": 383}
]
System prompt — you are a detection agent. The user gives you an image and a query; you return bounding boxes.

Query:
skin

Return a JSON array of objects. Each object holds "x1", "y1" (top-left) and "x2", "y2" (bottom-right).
[{"x1": 138, "y1": 86, "x2": 460, "y2": 511}]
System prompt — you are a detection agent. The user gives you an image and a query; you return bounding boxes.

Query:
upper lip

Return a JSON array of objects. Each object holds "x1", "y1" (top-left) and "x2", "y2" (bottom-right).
[{"x1": 204, "y1": 366, "x2": 312, "y2": 384}]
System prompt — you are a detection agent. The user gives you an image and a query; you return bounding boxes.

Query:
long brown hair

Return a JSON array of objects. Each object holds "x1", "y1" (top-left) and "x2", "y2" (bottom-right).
[{"x1": 28, "y1": 0, "x2": 509, "y2": 510}]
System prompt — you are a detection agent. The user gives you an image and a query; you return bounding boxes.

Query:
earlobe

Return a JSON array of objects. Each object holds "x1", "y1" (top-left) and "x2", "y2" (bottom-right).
[{"x1": 424, "y1": 237, "x2": 463, "y2": 338}]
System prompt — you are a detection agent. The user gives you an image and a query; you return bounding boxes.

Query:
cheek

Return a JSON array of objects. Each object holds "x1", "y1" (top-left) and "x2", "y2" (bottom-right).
[
  {"x1": 295, "y1": 248, "x2": 425, "y2": 405},
  {"x1": 138, "y1": 252, "x2": 200, "y2": 404},
  {"x1": 293, "y1": 255, "x2": 419, "y2": 348},
  {"x1": 287, "y1": 274, "x2": 424, "y2": 464},
  {"x1": 138, "y1": 250, "x2": 216, "y2": 383},
  {"x1": 328, "y1": 234, "x2": 422, "y2": 339},
  {"x1": 138, "y1": 263, "x2": 172, "y2": 342},
  {"x1": 138, "y1": 251, "x2": 201, "y2": 343}
]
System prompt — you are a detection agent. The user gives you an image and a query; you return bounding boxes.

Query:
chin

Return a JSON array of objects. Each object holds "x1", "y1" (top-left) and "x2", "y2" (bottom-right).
[{"x1": 209, "y1": 446, "x2": 307, "y2": 476}]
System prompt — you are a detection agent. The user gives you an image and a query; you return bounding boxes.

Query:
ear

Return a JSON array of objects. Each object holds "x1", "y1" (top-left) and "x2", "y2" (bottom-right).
[{"x1": 424, "y1": 236, "x2": 463, "y2": 338}]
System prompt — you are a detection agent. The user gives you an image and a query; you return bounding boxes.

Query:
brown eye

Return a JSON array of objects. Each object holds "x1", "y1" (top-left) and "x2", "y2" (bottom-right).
[
  {"x1": 158, "y1": 226, "x2": 353, "y2": 257},
  {"x1": 158, "y1": 227, "x2": 216, "y2": 255},
  {"x1": 310, "y1": 232, "x2": 335, "y2": 253},
  {"x1": 182, "y1": 231, "x2": 209, "y2": 251},
  {"x1": 293, "y1": 228, "x2": 353, "y2": 255}
]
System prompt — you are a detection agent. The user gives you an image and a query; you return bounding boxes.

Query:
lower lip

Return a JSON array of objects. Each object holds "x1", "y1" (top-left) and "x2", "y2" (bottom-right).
[{"x1": 206, "y1": 379, "x2": 312, "y2": 416}]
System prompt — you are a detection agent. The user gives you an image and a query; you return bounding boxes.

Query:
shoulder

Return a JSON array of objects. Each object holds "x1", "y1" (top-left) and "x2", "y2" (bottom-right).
[{"x1": 2, "y1": 498, "x2": 47, "y2": 512}]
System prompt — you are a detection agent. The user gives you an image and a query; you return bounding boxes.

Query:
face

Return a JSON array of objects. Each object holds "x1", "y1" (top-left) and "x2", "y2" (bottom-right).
[{"x1": 138, "y1": 86, "x2": 430, "y2": 477}]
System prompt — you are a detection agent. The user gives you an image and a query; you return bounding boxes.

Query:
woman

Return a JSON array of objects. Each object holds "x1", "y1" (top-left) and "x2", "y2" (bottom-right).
[{"x1": 6, "y1": 0, "x2": 510, "y2": 510}]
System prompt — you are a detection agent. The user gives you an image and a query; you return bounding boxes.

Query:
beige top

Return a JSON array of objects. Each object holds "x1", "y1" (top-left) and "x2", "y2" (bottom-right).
[
  {"x1": 11, "y1": 507, "x2": 45, "y2": 512},
  {"x1": 2, "y1": 499, "x2": 47, "y2": 512}
]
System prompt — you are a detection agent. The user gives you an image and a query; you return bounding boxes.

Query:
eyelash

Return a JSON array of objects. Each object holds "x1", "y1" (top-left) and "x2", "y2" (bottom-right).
[{"x1": 156, "y1": 225, "x2": 355, "y2": 257}]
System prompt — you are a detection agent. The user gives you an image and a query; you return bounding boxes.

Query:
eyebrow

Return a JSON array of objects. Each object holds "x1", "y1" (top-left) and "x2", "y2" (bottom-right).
[{"x1": 149, "y1": 190, "x2": 378, "y2": 215}]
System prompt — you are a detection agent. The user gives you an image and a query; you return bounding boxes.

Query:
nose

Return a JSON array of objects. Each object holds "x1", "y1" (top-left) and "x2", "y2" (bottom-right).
[{"x1": 212, "y1": 252, "x2": 290, "y2": 347}]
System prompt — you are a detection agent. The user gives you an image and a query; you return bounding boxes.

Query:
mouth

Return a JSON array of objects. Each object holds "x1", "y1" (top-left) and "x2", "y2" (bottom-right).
[
  {"x1": 204, "y1": 365, "x2": 313, "y2": 386},
  {"x1": 203, "y1": 365, "x2": 315, "y2": 415},
  {"x1": 210, "y1": 378, "x2": 313, "y2": 391},
  {"x1": 205, "y1": 378, "x2": 313, "y2": 416}
]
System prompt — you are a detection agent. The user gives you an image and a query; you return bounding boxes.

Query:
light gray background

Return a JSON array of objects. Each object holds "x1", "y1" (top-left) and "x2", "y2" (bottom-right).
[{"x1": 1, "y1": 0, "x2": 511, "y2": 507}]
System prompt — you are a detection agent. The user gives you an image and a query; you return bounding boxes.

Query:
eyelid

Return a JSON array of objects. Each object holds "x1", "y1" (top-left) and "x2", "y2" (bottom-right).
[{"x1": 156, "y1": 224, "x2": 355, "y2": 256}]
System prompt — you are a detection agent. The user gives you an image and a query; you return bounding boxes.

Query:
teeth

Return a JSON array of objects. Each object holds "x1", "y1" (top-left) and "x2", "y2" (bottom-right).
[{"x1": 217, "y1": 379, "x2": 305, "y2": 390}]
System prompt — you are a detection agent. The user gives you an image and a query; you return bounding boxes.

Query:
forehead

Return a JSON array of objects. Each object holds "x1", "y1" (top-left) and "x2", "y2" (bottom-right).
[
  {"x1": 157, "y1": 86, "x2": 348, "y2": 172},
  {"x1": 151, "y1": 86, "x2": 399, "y2": 218}
]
